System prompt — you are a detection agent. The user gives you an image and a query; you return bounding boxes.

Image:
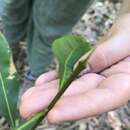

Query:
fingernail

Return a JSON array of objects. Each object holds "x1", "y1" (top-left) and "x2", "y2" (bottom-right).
[{"x1": 79, "y1": 64, "x2": 91, "y2": 77}]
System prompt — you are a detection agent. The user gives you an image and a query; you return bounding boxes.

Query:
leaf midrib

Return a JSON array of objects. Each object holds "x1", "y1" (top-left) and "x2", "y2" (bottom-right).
[
  {"x1": 0, "y1": 72, "x2": 14, "y2": 127},
  {"x1": 60, "y1": 46, "x2": 78, "y2": 87}
]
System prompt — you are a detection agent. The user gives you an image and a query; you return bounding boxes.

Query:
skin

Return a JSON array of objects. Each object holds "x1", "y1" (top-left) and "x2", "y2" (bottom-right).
[{"x1": 20, "y1": 1, "x2": 130, "y2": 124}]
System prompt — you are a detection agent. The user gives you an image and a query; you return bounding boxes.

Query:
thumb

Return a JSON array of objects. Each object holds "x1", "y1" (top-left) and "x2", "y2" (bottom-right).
[{"x1": 88, "y1": 33, "x2": 130, "y2": 72}]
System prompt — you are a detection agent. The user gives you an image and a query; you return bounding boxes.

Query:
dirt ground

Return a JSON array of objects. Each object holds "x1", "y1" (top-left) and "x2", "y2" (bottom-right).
[{"x1": 1, "y1": 0, "x2": 130, "y2": 130}]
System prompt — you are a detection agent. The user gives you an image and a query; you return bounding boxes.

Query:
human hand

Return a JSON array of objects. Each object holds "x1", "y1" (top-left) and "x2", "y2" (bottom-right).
[{"x1": 20, "y1": 14, "x2": 130, "y2": 124}]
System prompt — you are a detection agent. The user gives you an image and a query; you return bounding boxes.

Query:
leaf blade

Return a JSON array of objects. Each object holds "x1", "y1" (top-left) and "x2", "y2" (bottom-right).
[
  {"x1": 0, "y1": 72, "x2": 15, "y2": 127},
  {"x1": 52, "y1": 35, "x2": 92, "y2": 88},
  {"x1": 0, "y1": 32, "x2": 20, "y2": 127}
]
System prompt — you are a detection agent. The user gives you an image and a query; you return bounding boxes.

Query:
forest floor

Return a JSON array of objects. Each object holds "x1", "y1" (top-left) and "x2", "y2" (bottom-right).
[{"x1": 1, "y1": 0, "x2": 130, "y2": 130}]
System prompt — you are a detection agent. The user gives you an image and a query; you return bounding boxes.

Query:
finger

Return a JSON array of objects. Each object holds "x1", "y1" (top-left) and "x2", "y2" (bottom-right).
[
  {"x1": 20, "y1": 73, "x2": 104, "y2": 118},
  {"x1": 123, "y1": 56, "x2": 130, "y2": 62},
  {"x1": 21, "y1": 80, "x2": 58, "y2": 103},
  {"x1": 47, "y1": 74, "x2": 130, "y2": 124},
  {"x1": 35, "y1": 70, "x2": 58, "y2": 86},
  {"x1": 64, "y1": 73, "x2": 104, "y2": 96},
  {"x1": 101, "y1": 60, "x2": 130, "y2": 77},
  {"x1": 22, "y1": 73, "x2": 104, "y2": 102},
  {"x1": 88, "y1": 32, "x2": 130, "y2": 72},
  {"x1": 101, "y1": 56, "x2": 130, "y2": 77}
]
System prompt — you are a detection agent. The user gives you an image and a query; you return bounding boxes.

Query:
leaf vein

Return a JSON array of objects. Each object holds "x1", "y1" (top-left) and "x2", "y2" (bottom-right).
[{"x1": 0, "y1": 72, "x2": 14, "y2": 127}]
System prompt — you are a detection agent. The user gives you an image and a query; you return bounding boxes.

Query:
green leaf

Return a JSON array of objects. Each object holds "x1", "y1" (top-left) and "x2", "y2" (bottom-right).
[
  {"x1": 13, "y1": 112, "x2": 43, "y2": 130},
  {"x1": 0, "y1": 32, "x2": 20, "y2": 128},
  {"x1": 0, "y1": 32, "x2": 10, "y2": 76},
  {"x1": 52, "y1": 35, "x2": 92, "y2": 89}
]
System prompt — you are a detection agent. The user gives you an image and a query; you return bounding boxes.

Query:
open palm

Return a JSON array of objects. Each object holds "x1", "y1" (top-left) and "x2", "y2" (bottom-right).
[{"x1": 20, "y1": 14, "x2": 130, "y2": 124}]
